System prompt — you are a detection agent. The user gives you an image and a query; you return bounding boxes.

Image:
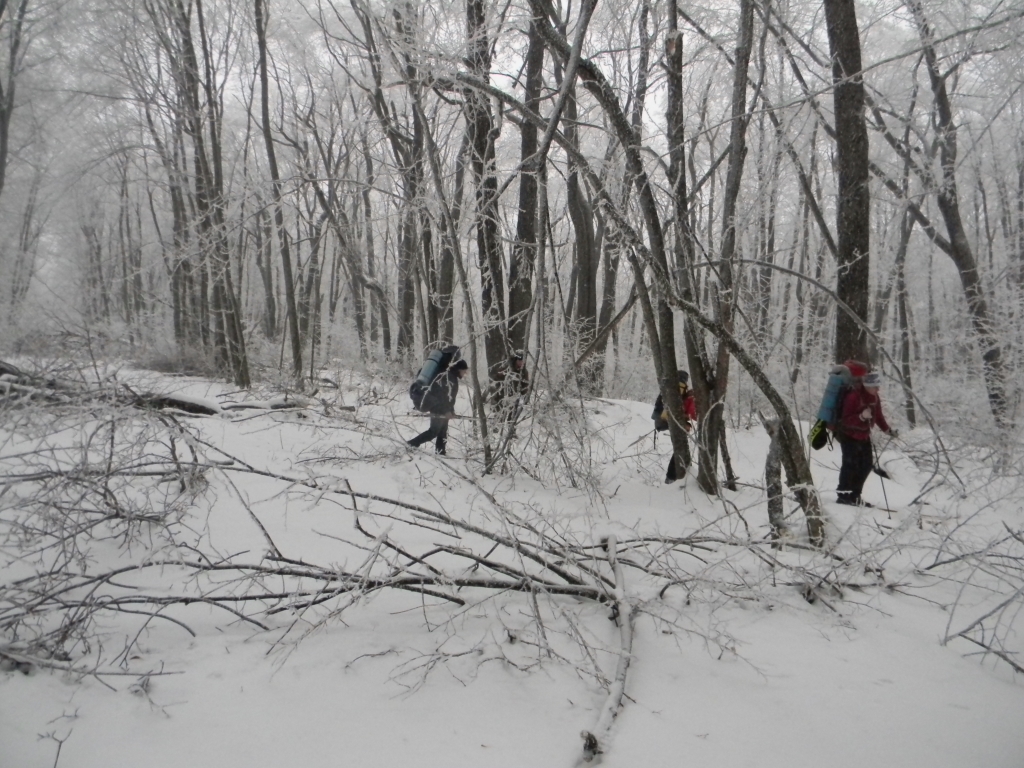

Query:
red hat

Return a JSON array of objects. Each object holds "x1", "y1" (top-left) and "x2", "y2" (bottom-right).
[{"x1": 843, "y1": 359, "x2": 869, "y2": 378}]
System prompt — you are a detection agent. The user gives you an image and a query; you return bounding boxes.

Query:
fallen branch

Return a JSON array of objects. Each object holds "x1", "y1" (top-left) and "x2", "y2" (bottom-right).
[{"x1": 579, "y1": 534, "x2": 635, "y2": 764}]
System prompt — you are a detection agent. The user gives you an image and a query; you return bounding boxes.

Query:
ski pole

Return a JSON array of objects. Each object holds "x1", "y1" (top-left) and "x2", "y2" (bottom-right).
[{"x1": 872, "y1": 432, "x2": 892, "y2": 479}]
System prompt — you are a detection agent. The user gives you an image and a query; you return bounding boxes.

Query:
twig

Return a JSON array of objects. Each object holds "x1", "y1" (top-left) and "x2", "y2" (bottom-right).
[{"x1": 954, "y1": 633, "x2": 1024, "y2": 675}]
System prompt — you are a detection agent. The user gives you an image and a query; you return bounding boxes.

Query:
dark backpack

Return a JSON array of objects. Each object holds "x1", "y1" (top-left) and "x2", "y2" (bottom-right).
[
  {"x1": 410, "y1": 345, "x2": 460, "y2": 412},
  {"x1": 651, "y1": 395, "x2": 669, "y2": 432},
  {"x1": 808, "y1": 362, "x2": 862, "y2": 449}
]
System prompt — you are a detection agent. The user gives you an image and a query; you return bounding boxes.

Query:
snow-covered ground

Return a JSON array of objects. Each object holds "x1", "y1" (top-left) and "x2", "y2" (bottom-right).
[{"x1": 2, "y1": 371, "x2": 1022, "y2": 767}]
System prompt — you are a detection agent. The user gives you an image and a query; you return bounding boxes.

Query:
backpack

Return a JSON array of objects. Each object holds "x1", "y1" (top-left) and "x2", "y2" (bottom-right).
[
  {"x1": 651, "y1": 395, "x2": 669, "y2": 432},
  {"x1": 808, "y1": 360, "x2": 866, "y2": 450},
  {"x1": 410, "y1": 345, "x2": 460, "y2": 412},
  {"x1": 652, "y1": 374, "x2": 691, "y2": 433}
]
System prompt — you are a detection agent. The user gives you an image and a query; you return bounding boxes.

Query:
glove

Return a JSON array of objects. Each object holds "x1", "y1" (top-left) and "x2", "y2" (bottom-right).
[{"x1": 888, "y1": 429, "x2": 899, "y2": 439}]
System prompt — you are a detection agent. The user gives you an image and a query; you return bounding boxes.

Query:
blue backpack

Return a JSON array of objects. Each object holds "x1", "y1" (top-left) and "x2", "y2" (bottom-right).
[
  {"x1": 410, "y1": 345, "x2": 460, "y2": 412},
  {"x1": 808, "y1": 363, "x2": 859, "y2": 449}
]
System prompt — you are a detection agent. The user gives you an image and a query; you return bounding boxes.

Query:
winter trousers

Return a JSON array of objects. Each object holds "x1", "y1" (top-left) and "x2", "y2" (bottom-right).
[
  {"x1": 665, "y1": 453, "x2": 691, "y2": 483},
  {"x1": 661, "y1": 431, "x2": 692, "y2": 484},
  {"x1": 408, "y1": 415, "x2": 450, "y2": 455},
  {"x1": 665, "y1": 455, "x2": 680, "y2": 483},
  {"x1": 837, "y1": 437, "x2": 873, "y2": 503}
]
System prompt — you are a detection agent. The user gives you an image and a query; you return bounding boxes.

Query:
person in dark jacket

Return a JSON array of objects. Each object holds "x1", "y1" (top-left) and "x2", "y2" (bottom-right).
[
  {"x1": 408, "y1": 359, "x2": 469, "y2": 455},
  {"x1": 655, "y1": 370, "x2": 698, "y2": 483},
  {"x1": 836, "y1": 370, "x2": 895, "y2": 506}
]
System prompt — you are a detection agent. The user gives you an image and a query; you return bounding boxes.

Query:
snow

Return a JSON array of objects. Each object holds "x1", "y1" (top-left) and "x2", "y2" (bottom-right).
[{"x1": 2, "y1": 374, "x2": 1022, "y2": 767}]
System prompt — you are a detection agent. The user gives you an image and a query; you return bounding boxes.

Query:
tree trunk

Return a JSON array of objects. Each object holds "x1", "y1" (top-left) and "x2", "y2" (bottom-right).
[
  {"x1": 754, "y1": 114, "x2": 781, "y2": 353},
  {"x1": 702, "y1": 0, "x2": 754, "y2": 495},
  {"x1": 9, "y1": 166, "x2": 41, "y2": 320},
  {"x1": 665, "y1": 10, "x2": 697, "y2": 479},
  {"x1": 466, "y1": 0, "x2": 507, "y2": 379},
  {"x1": 358, "y1": 130, "x2": 392, "y2": 357},
  {"x1": 256, "y1": 0, "x2": 301, "y2": 383},
  {"x1": 438, "y1": 132, "x2": 468, "y2": 345},
  {"x1": 507, "y1": 18, "x2": 544, "y2": 357},
  {"x1": 564, "y1": 87, "x2": 598, "y2": 373},
  {"x1": 895, "y1": 222, "x2": 917, "y2": 427},
  {"x1": 824, "y1": 0, "x2": 871, "y2": 364},
  {"x1": 254, "y1": 204, "x2": 277, "y2": 338},
  {"x1": 763, "y1": 417, "x2": 786, "y2": 545},
  {"x1": 789, "y1": 150, "x2": 813, "y2": 385},
  {"x1": 0, "y1": 0, "x2": 28, "y2": 204}
]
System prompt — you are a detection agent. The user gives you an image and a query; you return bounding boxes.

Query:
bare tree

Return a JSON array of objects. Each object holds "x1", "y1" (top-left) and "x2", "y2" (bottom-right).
[
  {"x1": 906, "y1": 0, "x2": 1007, "y2": 424},
  {"x1": 507, "y1": 18, "x2": 544, "y2": 357},
  {"x1": 699, "y1": 0, "x2": 754, "y2": 495},
  {"x1": 255, "y1": 0, "x2": 303, "y2": 382},
  {"x1": 0, "y1": 0, "x2": 29, "y2": 204},
  {"x1": 824, "y1": 0, "x2": 871, "y2": 364},
  {"x1": 465, "y1": 0, "x2": 507, "y2": 378}
]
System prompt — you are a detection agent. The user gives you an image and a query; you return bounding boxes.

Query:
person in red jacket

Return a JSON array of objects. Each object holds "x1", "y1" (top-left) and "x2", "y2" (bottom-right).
[
  {"x1": 836, "y1": 370, "x2": 895, "y2": 506},
  {"x1": 655, "y1": 370, "x2": 698, "y2": 483}
]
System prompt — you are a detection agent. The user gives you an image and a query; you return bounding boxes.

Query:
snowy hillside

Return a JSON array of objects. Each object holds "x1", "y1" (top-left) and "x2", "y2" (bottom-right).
[{"x1": 2, "y1": 371, "x2": 1022, "y2": 767}]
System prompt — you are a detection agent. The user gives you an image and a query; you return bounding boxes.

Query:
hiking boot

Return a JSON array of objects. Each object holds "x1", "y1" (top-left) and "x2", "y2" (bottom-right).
[{"x1": 837, "y1": 496, "x2": 872, "y2": 508}]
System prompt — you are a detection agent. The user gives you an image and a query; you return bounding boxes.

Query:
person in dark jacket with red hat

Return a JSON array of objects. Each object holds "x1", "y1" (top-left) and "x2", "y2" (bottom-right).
[
  {"x1": 655, "y1": 370, "x2": 698, "y2": 483},
  {"x1": 408, "y1": 359, "x2": 469, "y2": 455},
  {"x1": 836, "y1": 370, "x2": 895, "y2": 506}
]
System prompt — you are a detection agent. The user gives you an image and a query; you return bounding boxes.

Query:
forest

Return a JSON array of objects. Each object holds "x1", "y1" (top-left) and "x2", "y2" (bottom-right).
[
  {"x1": 1, "y1": 0, "x2": 1021, "y2": 430},
  {"x1": 2, "y1": 0, "x2": 1024, "y2": 765}
]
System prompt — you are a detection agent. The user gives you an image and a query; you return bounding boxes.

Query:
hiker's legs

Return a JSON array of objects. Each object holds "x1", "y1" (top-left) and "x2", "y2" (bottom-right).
[
  {"x1": 849, "y1": 441, "x2": 874, "y2": 499},
  {"x1": 838, "y1": 439, "x2": 871, "y2": 503},
  {"x1": 664, "y1": 447, "x2": 690, "y2": 484},
  {"x1": 407, "y1": 424, "x2": 438, "y2": 447},
  {"x1": 408, "y1": 416, "x2": 444, "y2": 448},
  {"x1": 433, "y1": 416, "x2": 450, "y2": 454}
]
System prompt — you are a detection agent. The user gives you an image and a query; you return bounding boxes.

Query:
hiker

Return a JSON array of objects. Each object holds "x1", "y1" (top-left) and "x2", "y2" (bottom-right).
[
  {"x1": 494, "y1": 352, "x2": 530, "y2": 419},
  {"x1": 835, "y1": 370, "x2": 896, "y2": 506},
  {"x1": 653, "y1": 370, "x2": 697, "y2": 483},
  {"x1": 408, "y1": 359, "x2": 470, "y2": 455}
]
